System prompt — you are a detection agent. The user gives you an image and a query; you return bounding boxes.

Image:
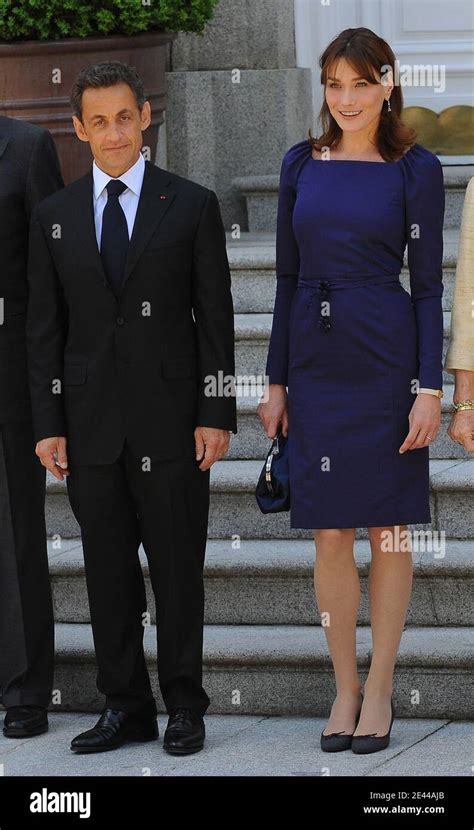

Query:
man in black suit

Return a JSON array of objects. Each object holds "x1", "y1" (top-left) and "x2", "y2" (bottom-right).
[
  {"x1": 0, "y1": 116, "x2": 63, "y2": 737},
  {"x1": 26, "y1": 61, "x2": 237, "y2": 755}
]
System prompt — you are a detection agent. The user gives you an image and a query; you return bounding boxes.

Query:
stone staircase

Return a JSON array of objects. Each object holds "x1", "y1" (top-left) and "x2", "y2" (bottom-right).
[{"x1": 46, "y1": 164, "x2": 474, "y2": 719}]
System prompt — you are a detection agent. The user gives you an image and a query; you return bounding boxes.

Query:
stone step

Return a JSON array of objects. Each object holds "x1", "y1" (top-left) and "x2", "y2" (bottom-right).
[
  {"x1": 234, "y1": 310, "x2": 455, "y2": 385},
  {"x1": 52, "y1": 621, "x2": 472, "y2": 717},
  {"x1": 231, "y1": 383, "x2": 470, "y2": 461},
  {"x1": 227, "y1": 229, "x2": 459, "y2": 313},
  {"x1": 45, "y1": 458, "x2": 474, "y2": 539},
  {"x1": 48, "y1": 538, "x2": 473, "y2": 627},
  {"x1": 232, "y1": 164, "x2": 474, "y2": 232}
]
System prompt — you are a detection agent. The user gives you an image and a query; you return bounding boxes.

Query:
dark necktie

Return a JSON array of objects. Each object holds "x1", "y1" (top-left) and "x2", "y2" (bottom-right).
[{"x1": 100, "y1": 179, "x2": 129, "y2": 296}]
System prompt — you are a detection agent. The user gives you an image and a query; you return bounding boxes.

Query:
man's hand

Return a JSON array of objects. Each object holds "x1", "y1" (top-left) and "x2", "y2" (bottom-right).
[
  {"x1": 36, "y1": 436, "x2": 69, "y2": 480},
  {"x1": 194, "y1": 426, "x2": 230, "y2": 471}
]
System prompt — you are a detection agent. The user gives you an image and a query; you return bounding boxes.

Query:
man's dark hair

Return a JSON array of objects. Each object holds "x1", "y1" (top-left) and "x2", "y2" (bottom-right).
[{"x1": 70, "y1": 61, "x2": 146, "y2": 120}]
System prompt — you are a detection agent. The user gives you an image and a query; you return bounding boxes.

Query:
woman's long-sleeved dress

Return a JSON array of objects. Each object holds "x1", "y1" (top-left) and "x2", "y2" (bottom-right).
[{"x1": 265, "y1": 140, "x2": 445, "y2": 529}]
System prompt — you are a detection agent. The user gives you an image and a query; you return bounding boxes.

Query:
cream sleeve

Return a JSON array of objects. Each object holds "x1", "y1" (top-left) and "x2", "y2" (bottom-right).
[{"x1": 444, "y1": 177, "x2": 474, "y2": 373}]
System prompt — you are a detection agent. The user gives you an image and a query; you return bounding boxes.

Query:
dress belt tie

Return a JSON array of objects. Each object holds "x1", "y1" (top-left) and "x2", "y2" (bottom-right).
[{"x1": 297, "y1": 273, "x2": 401, "y2": 333}]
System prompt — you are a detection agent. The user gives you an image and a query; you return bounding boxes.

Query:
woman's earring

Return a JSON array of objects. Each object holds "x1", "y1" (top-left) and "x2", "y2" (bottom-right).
[{"x1": 386, "y1": 97, "x2": 392, "y2": 112}]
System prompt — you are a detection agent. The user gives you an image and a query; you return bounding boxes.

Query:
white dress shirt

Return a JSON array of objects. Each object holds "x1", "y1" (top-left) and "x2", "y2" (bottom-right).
[{"x1": 92, "y1": 151, "x2": 145, "y2": 248}]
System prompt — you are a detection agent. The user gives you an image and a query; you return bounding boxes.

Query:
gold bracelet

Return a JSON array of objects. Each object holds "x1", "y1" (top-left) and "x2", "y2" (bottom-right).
[{"x1": 452, "y1": 399, "x2": 474, "y2": 412}]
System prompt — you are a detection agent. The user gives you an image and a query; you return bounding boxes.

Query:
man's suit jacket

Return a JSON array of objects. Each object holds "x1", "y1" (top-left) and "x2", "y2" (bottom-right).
[
  {"x1": 26, "y1": 159, "x2": 237, "y2": 465},
  {"x1": 0, "y1": 116, "x2": 64, "y2": 424}
]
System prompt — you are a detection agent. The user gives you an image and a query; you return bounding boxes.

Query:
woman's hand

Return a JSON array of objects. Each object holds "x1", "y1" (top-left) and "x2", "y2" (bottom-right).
[
  {"x1": 399, "y1": 394, "x2": 441, "y2": 453},
  {"x1": 447, "y1": 409, "x2": 474, "y2": 453},
  {"x1": 447, "y1": 371, "x2": 474, "y2": 452},
  {"x1": 257, "y1": 383, "x2": 289, "y2": 438}
]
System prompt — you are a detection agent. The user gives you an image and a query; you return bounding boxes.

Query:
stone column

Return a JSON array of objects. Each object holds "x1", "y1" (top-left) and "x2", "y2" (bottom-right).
[{"x1": 163, "y1": 0, "x2": 313, "y2": 229}]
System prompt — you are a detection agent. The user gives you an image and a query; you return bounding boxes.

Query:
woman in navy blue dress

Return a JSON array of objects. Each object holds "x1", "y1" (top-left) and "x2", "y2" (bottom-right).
[{"x1": 258, "y1": 28, "x2": 445, "y2": 753}]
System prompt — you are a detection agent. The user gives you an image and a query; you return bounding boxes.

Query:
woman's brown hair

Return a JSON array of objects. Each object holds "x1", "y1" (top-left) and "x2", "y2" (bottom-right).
[{"x1": 309, "y1": 27, "x2": 417, "y2": 162}]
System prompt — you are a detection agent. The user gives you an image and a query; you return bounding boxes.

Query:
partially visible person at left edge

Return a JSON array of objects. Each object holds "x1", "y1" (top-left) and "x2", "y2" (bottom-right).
[{"x1": 0, "y1": 116, "x2": 64, "y2": 738}]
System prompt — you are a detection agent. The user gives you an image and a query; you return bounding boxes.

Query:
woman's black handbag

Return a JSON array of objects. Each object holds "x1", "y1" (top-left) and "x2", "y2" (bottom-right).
[{"x1": 255, "y1": 429, "x2": 290, "y2": 514}]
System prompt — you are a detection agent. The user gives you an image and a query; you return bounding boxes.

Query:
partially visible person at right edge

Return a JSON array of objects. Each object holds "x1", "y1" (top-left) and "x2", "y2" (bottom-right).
[
  {"x1": 445, "y1": 177, "x2": 474, "y2": 452},
  {"x1": 0, "y1": 116, "x2": 63, "y2": 738}
]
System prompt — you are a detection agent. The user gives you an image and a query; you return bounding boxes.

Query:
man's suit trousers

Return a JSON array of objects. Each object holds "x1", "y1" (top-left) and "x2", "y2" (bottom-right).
[
  {"x1": 66, "y1": 440, "x2": 211, "y2": 717},
  {"x1": 0, "y1": 419, "x2": 54, "y2": 707}
]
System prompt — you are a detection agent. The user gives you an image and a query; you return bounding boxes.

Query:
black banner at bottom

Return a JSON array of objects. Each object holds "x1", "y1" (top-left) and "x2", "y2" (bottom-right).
[{"x1": 0, "y1": 774, "x2": 469, "y2": 827}]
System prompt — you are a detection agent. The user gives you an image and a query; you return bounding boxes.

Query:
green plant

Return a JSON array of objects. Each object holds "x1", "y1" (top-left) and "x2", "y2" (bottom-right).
[{"x1": 0, "y1": 0, "x2": 220, "y2": 41}]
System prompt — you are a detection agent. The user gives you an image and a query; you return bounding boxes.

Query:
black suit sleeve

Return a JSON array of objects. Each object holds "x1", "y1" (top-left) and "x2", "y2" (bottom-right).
[
  {"x1": 26, "y1": 208, "x2": 67, "y2": 442},
  {"x1": 191, "y1": 189, "x2": 237, "y2": 433},
  {"x1": 24, "y1": 129, "x2": 64, "y2": 218}
]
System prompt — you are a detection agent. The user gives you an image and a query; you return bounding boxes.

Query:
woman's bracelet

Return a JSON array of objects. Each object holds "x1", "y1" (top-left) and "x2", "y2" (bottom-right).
[{"x1": 452, "y1": 399, "x2": 474, "y2": 412}]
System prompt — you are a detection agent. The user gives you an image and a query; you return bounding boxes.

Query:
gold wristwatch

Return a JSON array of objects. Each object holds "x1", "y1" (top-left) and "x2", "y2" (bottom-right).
[{"x1": 417, "y1": 387, "x2": 444, "y2": 399}]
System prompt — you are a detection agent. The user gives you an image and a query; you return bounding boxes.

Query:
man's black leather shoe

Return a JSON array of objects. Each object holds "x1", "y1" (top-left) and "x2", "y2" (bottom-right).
[
  {"x1": 3, "y1": 705, "x2": 48, "y2": 738},
  {"x1": 70, "y1": 708, "x2": 158, "y2": 754},
  {"x1": 163, "y1": 707, "x2": 205, "y2": 755}
]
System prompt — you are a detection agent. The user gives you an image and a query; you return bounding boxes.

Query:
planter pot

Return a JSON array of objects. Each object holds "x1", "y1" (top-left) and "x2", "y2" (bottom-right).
[{"x1": 0, "y1": 31, "x2": 176, "y2": 183}]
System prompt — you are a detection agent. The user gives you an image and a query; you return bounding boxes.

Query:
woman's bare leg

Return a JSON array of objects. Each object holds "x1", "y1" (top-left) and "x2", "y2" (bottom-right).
[
  {"x1": 314, "y1": 528, "x2": 361, "y2": 735},
  {"x1": 353, "y1": 524, "x2": 413, "y2": 736}
]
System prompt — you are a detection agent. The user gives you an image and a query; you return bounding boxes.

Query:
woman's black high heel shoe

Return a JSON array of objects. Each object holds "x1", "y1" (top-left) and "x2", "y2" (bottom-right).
[
  {"x1": 320, "y1": 692, "x2": 363, "y2": 752},
  {"x1": 351, "y1": 696, "x2": 395, "y2": 754}
]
